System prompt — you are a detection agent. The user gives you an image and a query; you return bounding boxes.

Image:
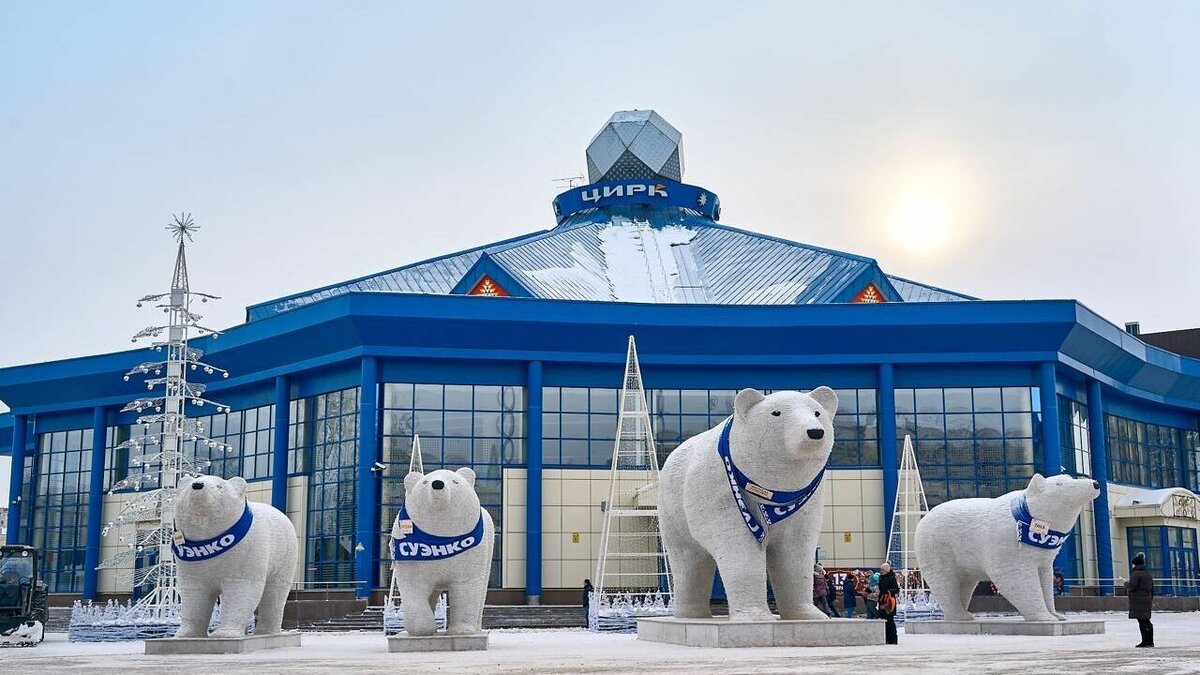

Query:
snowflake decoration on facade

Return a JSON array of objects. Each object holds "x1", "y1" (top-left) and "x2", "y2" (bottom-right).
[
  {"x1": 697, "y1": 193, "x2": 708, "y2": 207},
  {"x1": 853, "y1": 283, "x2": 886, "y2": 304},
  {"x1": 468, "y1": 275, "x2": 509, "y2": 297}
]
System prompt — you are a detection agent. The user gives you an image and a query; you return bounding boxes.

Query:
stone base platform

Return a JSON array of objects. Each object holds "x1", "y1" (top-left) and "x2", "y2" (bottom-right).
[
  {"x1": 637, "y1": 617, "x2": 885, "y2": 648},
  {"x1": 145, "y1": 631, "x2": 302, "y2": 655},
  {"x1": 905, "y1": 619, "x2": 1106, "y2": 636},
  {"x1": 387, "y1": 632, "x2": 489, "y2": 652}
]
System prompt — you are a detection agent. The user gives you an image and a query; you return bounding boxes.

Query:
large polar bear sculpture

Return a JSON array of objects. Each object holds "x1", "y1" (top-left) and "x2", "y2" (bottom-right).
[
  {"x1": 390, "y1": 439, "x2": 494, "y2": 637},
  {"x1": 659, "y1": 387, "x2": 838, "y2": 622},
  {"x1": 915, "y1": 473, "x2": 1099, "y2": 622},
  {"x1": 172, "y1": 475, "x2": 299, "y2": 637}
]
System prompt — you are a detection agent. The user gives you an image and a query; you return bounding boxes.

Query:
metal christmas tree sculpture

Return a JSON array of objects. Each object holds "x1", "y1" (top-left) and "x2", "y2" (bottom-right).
[
  {"x1": 884, "y1": 435, "x2": 942, "y2": 624},
  {"x1": 70, "y1": 214, "x2": 232, "y2": 641},
  {"x1": 590, "y1": 336, "x2": 673, "y2": 632}
]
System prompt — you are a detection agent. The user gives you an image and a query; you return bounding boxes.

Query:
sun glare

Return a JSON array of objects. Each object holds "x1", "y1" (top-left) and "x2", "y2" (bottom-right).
[{"x1": 890, "y1": 189, "x2": 951, "y2": 252}]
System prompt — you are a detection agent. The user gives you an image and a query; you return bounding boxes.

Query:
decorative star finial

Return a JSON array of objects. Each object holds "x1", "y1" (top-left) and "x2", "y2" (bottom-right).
[{"x1": 167, "y1": 213, "x2": 199, "y2": 242}]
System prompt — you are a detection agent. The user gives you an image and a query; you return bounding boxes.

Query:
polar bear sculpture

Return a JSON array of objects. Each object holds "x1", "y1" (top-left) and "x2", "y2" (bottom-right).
[
  {"x1": 172, "y1": 475, "x2": 299, "y2": 638},
  {"x1": 915, "y1": 473, "x2": 1099, "y2": 622},
  {"x1": 658, "y1": 387, "x2": 838, "y2": 622},
  {"x1": 390, "y1": 440, "x2": 494, "y2": 637}
]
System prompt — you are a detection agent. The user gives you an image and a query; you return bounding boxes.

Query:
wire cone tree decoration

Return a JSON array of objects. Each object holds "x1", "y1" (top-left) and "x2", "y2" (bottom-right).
[
  {"x1": 590, "y1": 336, "x2": 672, "y2": 632},
  {"x1": 77, "y1": 215, "x2": 232, "y2": 639},
  {"x1": 884, "y1": 435, "x2": 942, "y2": 623}
]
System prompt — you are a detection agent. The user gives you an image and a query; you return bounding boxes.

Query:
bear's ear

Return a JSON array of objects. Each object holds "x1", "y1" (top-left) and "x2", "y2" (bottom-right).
[
  {"x1": 456, "y1": 467, "x2": 476, "y2": 487},
  {"x1": 404, "y1": 471, "x2": 422, "y2": 495},
  {"x1": 810, "y1": 386, "x2": 839, "y2": 417},
  {"x1": 1028, "y1": 473, "x2": 1045, "y2": 492},
  {"x1": 228, "y1": 476, "x2": 247, "y2": 498},
  {"x1": 734, "y1": 388, "x2": 766, "y2": 420}
]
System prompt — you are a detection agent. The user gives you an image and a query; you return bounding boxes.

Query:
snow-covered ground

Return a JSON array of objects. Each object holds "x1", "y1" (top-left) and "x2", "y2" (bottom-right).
[{"x1": 6, "y1": 612, "x2": 1199, "y2": 674}]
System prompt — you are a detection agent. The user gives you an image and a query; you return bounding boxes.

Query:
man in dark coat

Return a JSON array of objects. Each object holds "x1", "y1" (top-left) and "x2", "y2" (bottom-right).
[
  {"x1": 1125, "y1": 553, "x2": 1154, "y2": 647},
  {"x1": 877, "y1": 562, "x2": 901, "y2": 644},
  {"x1": 582, "y1": 579, "x2": 594, "y2": 627}
]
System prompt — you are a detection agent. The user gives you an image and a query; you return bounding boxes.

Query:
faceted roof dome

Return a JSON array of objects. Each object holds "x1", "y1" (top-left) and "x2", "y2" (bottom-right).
[{"x1": 585, "y1": 110, "x2": 684, "y2": 184}]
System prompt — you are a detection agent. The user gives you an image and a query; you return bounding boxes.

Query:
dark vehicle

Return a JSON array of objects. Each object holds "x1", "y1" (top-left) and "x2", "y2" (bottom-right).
[{"x1": 0, "y1": 545, "x2": 47, "y2": 646}]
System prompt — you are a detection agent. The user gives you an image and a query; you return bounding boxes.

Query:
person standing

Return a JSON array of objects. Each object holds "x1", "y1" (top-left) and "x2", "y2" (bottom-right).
[
  {"x1": 826, "y1": 573, "x2": 839, "y2": 615},
  {"x1": 582, "y1": 579, "x2": 594, "y2": 627},
  {"x1": 813, "y1": 564, "x2": 833, "y2": 616},
  {"x1": 1125, "y1": 553, "x2": 1154, "y2": 648},
  {"x1": 843, "y1": 571, "x2": 859, "y2": 618},
  {"x1": 877, "y1": 562, "x2": 900, "y2": 644},
  {"x1": 864, "y1": 572, "x2": 881, "y2": 619}
]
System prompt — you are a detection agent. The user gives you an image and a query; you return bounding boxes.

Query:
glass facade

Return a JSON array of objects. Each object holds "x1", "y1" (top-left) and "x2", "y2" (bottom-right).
[
  {"x1": 304, "y1": 387, "x2": 360, "y2": 585},
  {"x1": 1105, "y1": 414, "x2": 1196, "y2": 489},
  {"x1": 1058, "y1": 396, "x2": 1091, "y2": 477},
  {"x1": 1126, "y1": 526, "x2": 1199, "y2": 597},
  {"x1": 543, "y1": 386, "x2": 878, "y2": 469},
  {"x1": 379, "y1": 384, "x2": 525, "y2": 587},
  {"x1": 29, "y1": 428, "x2": 93, "y2": 592},
  {"x1": 895, "y1": 387, "x2": 1038, "y2": 506}
]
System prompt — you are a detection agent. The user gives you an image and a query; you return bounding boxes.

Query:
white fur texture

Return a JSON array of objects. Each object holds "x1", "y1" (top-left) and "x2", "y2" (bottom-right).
[
  {"x1": 173, "y1": 475, "x2": 299, "y2": 638},
  {"x1": 392, "y1": 466, "x2": 494, "y2": 636},
  {"x1": 658, "y1": 387, "x2": 839, "y2": 622},
  {"x1": 915, "y1": 473, "x2": 1099, "y2": 622}
]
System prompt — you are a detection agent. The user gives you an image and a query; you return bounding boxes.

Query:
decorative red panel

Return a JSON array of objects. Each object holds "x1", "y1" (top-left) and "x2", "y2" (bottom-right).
[
  {"x1": 468, "y1": 275, "x2": 509, "y2": 297},
  {"x1": 852, "y1": 283, "x2": 886, "y2": 304}
]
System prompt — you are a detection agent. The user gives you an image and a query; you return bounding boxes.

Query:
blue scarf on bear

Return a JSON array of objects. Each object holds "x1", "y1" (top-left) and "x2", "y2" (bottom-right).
[
  {"x1": 1010, "y1": 494, "x2": 1071, "y2": 550},
  {"x1": 717, "y1": 418, "x2": 826, "y2": 544},
  {"x1": 390, "y1": 507, "x2": 485, "y2": 562},
  {"x1": 171, "y1": 502, "x2": 254, "y2": 562}
]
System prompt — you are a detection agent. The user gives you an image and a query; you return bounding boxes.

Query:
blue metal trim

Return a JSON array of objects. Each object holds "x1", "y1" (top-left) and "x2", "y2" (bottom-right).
[
  {"x1": 525, "y1": 360, "x2": 543, "y2": 601},
  {"x1": 1040, "y1": 363, "x2": 1063, "y2": 477},
  {"x1": 271, "y1": 376, "x2": 290, "y2": 512},
  {"x1": 5, "y1": 415, "x2": 27, "y2": 544},
  {"x1": 878, "y1": 364, "x2": 898, "y2": 548},
  {"x1": 1088, "y1": 379, "x2": 1114, "y2": 595},
  {"x1": 355, "y1": 357, "x2": 380, "y2": 597},
  {"x1": 82, "y1": 406, "x2": 107, "y2": 600}
]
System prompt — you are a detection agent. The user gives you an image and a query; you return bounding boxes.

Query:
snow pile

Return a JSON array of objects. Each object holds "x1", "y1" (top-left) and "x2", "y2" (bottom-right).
[
  {"x1": 588, "y1": 591, "x2": 673, "y2": 633},
  {"x1": 0, "y1": 619, "x2": 43, "y2": 647}
]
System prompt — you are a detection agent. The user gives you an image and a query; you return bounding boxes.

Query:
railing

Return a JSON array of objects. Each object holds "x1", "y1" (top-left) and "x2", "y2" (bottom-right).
[{"x1": 1055, "y1": 577, "x2": 1200, "y2": 598}]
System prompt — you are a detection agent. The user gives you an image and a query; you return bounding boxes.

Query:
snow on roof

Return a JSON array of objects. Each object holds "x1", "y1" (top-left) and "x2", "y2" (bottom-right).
[
  {"x1": 1114, "y1": 487, "x2": 1197, "y2": 509},
  {"x1": 246, "y1": 205, "x2": 975, "y2": 320}
]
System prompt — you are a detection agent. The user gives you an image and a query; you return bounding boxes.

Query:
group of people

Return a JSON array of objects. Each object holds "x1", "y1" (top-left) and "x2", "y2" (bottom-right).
[{"x1": 813, "y1": 561, "x2": 900, "y2": 644}]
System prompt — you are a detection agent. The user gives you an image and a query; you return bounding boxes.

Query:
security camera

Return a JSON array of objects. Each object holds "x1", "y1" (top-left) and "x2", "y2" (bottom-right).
[{"x1": 371, "y1": 461, "x2": 387, "y2": 473}]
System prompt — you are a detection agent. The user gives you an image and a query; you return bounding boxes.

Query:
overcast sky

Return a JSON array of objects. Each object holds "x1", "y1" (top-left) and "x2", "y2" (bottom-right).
[{"x1": 2, "y1": 2, "x2": 1198, "y2": 381}]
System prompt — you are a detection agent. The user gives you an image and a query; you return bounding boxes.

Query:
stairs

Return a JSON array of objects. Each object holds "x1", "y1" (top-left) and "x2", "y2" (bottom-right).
[{"x1": 296, "y1": 604, "x2": 587, "y2": 632}]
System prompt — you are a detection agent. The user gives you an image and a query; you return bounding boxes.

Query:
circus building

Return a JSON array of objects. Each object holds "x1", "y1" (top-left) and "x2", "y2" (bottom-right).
[{"x1": 2, "y1": 110, "x2": 1198, "y2": 608}]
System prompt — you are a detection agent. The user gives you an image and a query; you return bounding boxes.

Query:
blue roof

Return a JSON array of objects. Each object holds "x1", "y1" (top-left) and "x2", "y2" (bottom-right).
[{"x1": 246, "y1": 204, "x2": 972, "y2": 320}]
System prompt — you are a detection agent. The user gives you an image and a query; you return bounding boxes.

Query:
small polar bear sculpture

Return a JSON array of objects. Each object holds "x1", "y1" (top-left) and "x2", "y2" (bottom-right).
[
  {"x1": 658, "y1": 387, "x2": 838, "y2": 622},
  {"x1": 172, "y1": 475, "x2": 298, "y2": 638},
  {"x1": 390, "y1": 438, "x2": 494, "y2": 637},
  {"x1": 916, "y1": 473, "x2": 1099, "y2": 622}
]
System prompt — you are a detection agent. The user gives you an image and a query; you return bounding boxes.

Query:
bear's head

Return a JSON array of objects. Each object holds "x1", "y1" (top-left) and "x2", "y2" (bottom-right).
[
  {"x1": 401, "y1": 467, "x2": 481, "y2": 536},
  {"x1": 1023, "y1": 473, "x2": 1100, "y2": 529},
  {"x1": 174, "y1": 474, "x2": 248, "y2": 540},
  {"x1": 729, "y1": 387, "x2": 838, "y2": 489}
]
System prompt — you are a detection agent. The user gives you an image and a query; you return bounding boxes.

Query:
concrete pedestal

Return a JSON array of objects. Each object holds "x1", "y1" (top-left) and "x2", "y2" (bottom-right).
[
  {"x1": 905, "y1": 619, "x2": 1106, "y2": 636},
  {"x1": 145, "y1": 631, "x2": 302, "y2": 654},
  {"x1": 387, "y1": 632, "x2": 489, "y2": 652},
  {"x1": 637, "y1": 617, "x2": 885, "y2": 648}
]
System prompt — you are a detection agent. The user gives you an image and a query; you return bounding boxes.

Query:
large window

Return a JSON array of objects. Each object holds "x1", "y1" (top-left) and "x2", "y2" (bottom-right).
[
  {"x1": 1058, "y1": 396, "x2": 1091, "y2": 477},
  {"x1": 305, "y1": 388, "x2": 360, "y2": 585},
  {"x1": 379, "y1": 384, "x2": 524, "y2": 587},
  {"x1": 1126, "y1": 526, "x2": 1199, "y2": 597},
  {"x1": 1105, "y1": 415, "x2": 1191, "y2": 489},
  {"x1": 543, "y1": 386, "x2": 878, "y2": 469},
  {"x1": 29, "y1": 428, "x2": 92, "y2": 592},
  {"x1": 895, "y1": 387, "x2": 1038, "y2": 506}
]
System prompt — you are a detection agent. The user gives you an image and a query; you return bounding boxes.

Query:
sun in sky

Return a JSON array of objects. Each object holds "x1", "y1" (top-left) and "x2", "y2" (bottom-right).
[{"x1": 890, "y1": 188, "x2": 951, "y2": 252}]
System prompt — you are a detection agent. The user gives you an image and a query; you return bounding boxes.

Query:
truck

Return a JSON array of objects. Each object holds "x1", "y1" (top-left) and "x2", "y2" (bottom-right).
[{"x1": 0, "y1": 545, "x2": 47, "y2": 647}]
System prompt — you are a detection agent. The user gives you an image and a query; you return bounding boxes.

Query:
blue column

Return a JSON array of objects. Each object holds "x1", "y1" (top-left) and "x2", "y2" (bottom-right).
[
  {"x1": 878, "y1": 364, "x2": 899, "y2": 546},
  {"x1": 83, "y1": 407, "x2": 107, "y2": 600},
  {"x1": 5, "y1": 414, "x2": 28, "y2": 545},
  {"x1": 525, "y1": 360, "x2": 543, "y2": 604},
  {"x1": 1039, "y1": 362, "x2": 1063, "y2": 477},
  {"x1": 1088, "y1": 379, "x2": 1114, "y2": 595},
  {"x1": 355, "y1": 357, "x2": 380, "y2": 599},
  {"x1": 271, "y1": 376, "x2": 290, "y2": 512}
]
